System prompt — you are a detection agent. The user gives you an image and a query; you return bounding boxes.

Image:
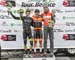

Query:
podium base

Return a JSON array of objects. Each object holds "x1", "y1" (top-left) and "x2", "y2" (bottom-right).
[
  {"x1": 1, "y1": 55, "x2": 55, "y2": 60},
  {"x1": 23, "y1": 55, "x2": 55, "y2": 60}
]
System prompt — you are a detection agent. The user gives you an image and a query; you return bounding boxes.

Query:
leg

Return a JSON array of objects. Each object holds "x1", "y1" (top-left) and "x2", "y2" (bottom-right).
[
  {"x1": 49, "y1": 28, "x2": 54, "y2": 53},
  {"x1": 44, "y1": 26, "x2": 48, "y2": 52},
  {"x1": 34, "y1": 30, "x2": 37, "y2": 48},
  {"x1": 28, "y1": 31, "x2": 33, "y2": 51},
  {"x1": 39, "y1": 30, "x2": 43, "y2": 48},
  {"x1": 23, "y1": 30, "x2": 27, "y2": 51}
]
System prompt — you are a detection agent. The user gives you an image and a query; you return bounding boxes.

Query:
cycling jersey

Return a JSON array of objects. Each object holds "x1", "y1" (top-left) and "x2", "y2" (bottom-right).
[
  {"x1": 42, "y1": 11, "x2": 55, "y2": 26},
  {"x1": 32, "y1": 15, "x2": 43, "y2": 30}
]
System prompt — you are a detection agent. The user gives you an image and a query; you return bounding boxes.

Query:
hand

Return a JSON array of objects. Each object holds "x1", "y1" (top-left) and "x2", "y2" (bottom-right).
[
  {"x1": 48, "y1": 24, "x2": 53, "y2": 27},
  {"x1": 48, "y1": 20, "x2": 54, "y2": 27}
]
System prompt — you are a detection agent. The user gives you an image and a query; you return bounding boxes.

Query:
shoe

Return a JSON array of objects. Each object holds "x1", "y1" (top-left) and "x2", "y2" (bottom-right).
[
  {"x1": 41, "y1": 52, "x2": 47, "y2": 57},
  {"x1": 24, "y1": 54, "x2": 29, "y2": 58},
  {"x1": 49, "y1": 52, "x2": 53, "y2": 57},
  {"x1": 24, "y1": 48, "x2": 27, "y2": 51},
  {"x1": 32, "y1": 53, "x2": 36, "y2": 57},
  {"x1": 29, "y1": 48, "x2": 32, "y2": 52},
  {"x1": 28, "y1": 54, "x2": 33, "y2": 58},
  {"x1": 40, "y1": 52, "x2": 44, "y2": 57}
]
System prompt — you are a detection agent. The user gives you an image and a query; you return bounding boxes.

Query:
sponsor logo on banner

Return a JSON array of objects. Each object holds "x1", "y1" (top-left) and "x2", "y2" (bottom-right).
[
  {"x1": 56, "y1": 9, "x2": 75, "y2": 13},
  {"x1": 63, "y1": 0, "x2": 75, "y2": 7},
  {"x1": 62, "y1": 0, "x2": 69, "y2": 6},
  {"x1": 64, "y1": 9, "x2": 75, "y2": 13},
  {"x1": 55, "y1": 9, "x2": 63, "y2": 13},
  {"x1": 54, "y1": 29, "x2": 64, "y2": 32},
  {"x1": 30, "y1": 0, "x2": 54, "y2": 2},
  {"x1": 63, "y1": 34, "x2": 75, "y2": 40},
  {"x1": 43, "y1": 0, "x2": 54, "y2": 2},
  {"x1": 0, "y1": 9, "x2": 7, "y2": 13},
  {"x1": 0, "y1": 30, "x2": 12, "y2": 33},
  {"x1": 22, "y1": 2, "x2": 56, "y2": 7},
  {"x1": 65, "y1": 22, "x2": 75, "y2": 26},
  {"x1": 1, "y1": 21, "x2": 8, "y2": 26},
  {"x1": 14, "y1": 30, "x2": 20, "y2": 32},
  {"x1": 0, "y1": 29, "x2": 22, "y2": 33},
  {"x1": 6, "y1": 1, "x2": 16, "y2": 7},
  {"x1": 0, "y1": 21, "x2": 22, "y2": 26},
  {"x1": 63, "y1": 16, "x2": 75, "y2": 20},
  {"x1": 0, "y1": 0, "x2": 16, "y2": 6},
  {"x1": 0, "y1": 0, "x2": 6, "y2": 6},
  {"x1": 14, "y1": 30, "x2": 22, "y2": 32},
  {"x1": 1, "y1": 35, "x2": 16, "y2": 41},
  {"x1": 0, "y1": 15, "x2": 12, "y2": 19},
  {"x1": 10, "y1": 23, "x2": 22, "y2": 26}
]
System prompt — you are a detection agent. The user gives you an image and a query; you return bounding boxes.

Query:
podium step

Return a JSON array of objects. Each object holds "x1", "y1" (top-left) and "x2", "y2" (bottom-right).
[
  {"x1": 23, "y1": 57, "x2": 55, "y2": 60},
  {"x1": 23, "y1": 55, "x2": 55, "y2": 60},
  {"x1": 1, "y1": 55, "x2": 55, "y2": 60}
]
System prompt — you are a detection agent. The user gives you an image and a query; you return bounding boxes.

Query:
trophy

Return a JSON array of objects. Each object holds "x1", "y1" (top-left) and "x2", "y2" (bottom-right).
[{"x1": 17, "y1": 9, "x2": 24, "y2": 14}]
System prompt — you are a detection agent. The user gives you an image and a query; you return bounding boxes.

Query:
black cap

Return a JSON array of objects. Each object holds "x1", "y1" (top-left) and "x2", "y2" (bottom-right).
[{"x1": 35, "y1": 9, "x2": 40, "y2": 12}]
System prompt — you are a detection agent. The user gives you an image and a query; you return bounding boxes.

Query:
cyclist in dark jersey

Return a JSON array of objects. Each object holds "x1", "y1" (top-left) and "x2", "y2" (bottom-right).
[{"x1": 8, "y1": 9, "x2": 33, "y2": 51}]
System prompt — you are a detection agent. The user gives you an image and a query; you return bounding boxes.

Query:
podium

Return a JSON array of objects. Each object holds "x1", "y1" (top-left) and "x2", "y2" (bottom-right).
[{"x1": 23, "y1": 55, "x2": 55, "y2": 60}]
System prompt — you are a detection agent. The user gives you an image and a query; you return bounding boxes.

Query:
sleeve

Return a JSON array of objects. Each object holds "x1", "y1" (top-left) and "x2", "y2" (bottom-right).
[
  {"x1": 31, "y1": 18, "x2": 34, "y2": 27},
  {"x1": 40, "y1": 14, "x2": 44, "y2": 21},
  {"x1": 51, "y1": 13, "x2": 56, "y2": 23},
  {"x1": 10, "y1": 12, "x2": 19, "y2": 20}
]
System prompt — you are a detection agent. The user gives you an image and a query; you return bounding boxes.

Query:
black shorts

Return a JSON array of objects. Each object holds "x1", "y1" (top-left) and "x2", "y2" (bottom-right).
[
  {"x1": 34, "y1": 30, "x2": 42, "y2": 39},
  {"x1": 23, "y1": 28, "x2": 32, "y2": 39}
]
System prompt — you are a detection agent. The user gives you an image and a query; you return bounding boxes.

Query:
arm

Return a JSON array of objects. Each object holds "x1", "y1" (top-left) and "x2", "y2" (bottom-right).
[
  {"x1": 51, "y1": 10, "x2": 56, "y2": 23},
  {"x1": 31, "y1": 18, "x2": 34, "y2": 27},
  {"x1": 51, "y1": 12, "x2": 56, "y2": 23},
  {"x1": 9, "y1": 11, "x2": 19, "y2": 20},
  {"x1": 41, "y1": 14, "x2": 44, "y2": 21},
  {"x1": 51, "y1": 14, "x2": 55, "y2": 23}
]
